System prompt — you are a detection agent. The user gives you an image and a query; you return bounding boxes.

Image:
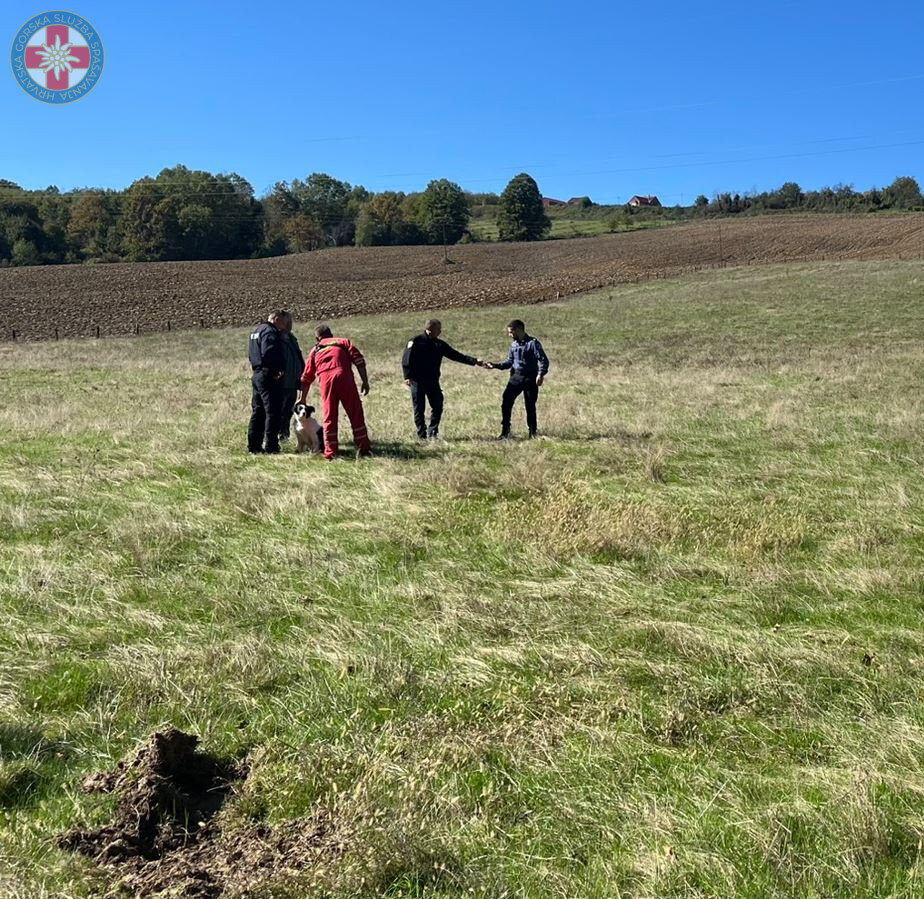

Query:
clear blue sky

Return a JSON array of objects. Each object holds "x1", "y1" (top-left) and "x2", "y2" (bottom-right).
[{"x1": 4, "y1": 0, "x2": 923, "y2": 203}]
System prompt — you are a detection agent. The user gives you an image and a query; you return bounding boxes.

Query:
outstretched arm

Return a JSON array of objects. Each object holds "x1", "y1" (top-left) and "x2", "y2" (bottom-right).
[
  {"x1": 441, "y1": 342, "x2": 478, "y2": 367},
  {"x1": 495, "y1": 346, "x2": 514, "y2": 371}
]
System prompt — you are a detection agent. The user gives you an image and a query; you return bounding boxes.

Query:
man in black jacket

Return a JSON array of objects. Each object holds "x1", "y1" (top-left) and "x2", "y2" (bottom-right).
[
  {"x1": 402, "y1": 319, "x2": 487, "y2": 440},
  {"x1": 247, "y1": 310, "x2": 288, "y2": 454},
  {"x1": 277, "y1": 313, "x2": 306, "y2": 443}
]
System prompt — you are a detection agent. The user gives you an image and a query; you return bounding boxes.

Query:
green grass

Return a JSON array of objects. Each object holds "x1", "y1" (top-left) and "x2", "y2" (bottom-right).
[
  {"x1": 2, "y1": 261, "x2": 924, "y2": 897},
  {"x1": 468, "y1": 216, "x2": 669, "y2": 241}
]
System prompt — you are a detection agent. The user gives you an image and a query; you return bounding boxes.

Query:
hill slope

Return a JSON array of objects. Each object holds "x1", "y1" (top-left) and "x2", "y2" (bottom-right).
[
  {"x1": 1, "y1": 215, "x2": 923, "y2": 340},
  {"x1": 2, "y1": 262, "x2": 924, "y2": 897}
]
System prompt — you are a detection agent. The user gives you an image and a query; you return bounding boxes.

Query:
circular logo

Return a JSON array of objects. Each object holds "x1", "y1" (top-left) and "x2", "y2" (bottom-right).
[{"x1": 11, "y1": 11, "x2": 104, "y2": 104}]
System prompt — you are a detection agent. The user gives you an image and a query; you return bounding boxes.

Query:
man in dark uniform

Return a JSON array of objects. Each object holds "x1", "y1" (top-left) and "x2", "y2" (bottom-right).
[
  {"x1": 278, "y1": 313, "x2": 306, "y2": 444},
  {"x1": 402, "y1": 319, "x2": 487, "y2": 440},
  {"x1": 247, "y1": 310, "x2": 287, "y2": 454},
  {"x1": 493, "y1": 319, "x2": 550, "y2": 439}
]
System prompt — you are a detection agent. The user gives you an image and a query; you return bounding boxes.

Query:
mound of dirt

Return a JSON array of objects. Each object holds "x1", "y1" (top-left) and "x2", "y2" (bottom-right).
[{"x1": 58, "y1": 728, "x2": 339, "y2": 898}]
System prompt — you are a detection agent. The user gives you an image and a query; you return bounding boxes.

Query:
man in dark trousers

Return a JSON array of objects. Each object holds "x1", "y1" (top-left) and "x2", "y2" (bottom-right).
[
  {"x1": 248, "y1": 310, "x2": 288, "y2": 454},
  {"x1": 493, "y1": 319, "x2": 550, "y2": 439},
  {"x1": 278, "y1": 313, "x2": 306, "y2": 443},
  {"x1": 402, "y1": 319, "x2": 487, "y2": 440}
]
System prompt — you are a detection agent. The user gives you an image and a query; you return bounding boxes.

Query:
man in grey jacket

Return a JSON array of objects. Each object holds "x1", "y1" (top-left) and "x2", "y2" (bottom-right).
[{"x1": 493, "y1": 319, "x2": 550, "y2": 439}]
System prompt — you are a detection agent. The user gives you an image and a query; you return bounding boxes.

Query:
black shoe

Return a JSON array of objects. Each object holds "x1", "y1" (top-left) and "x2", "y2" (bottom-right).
[
  {"x1": 528, "y1": 431, "x2": 538, "y2": 439},
  {"x1": 496, "y1": 432, "x2": 510, "y2": 440},
  {"x1": 356, "y1": 448, "x2": 373, "y2": 459}
]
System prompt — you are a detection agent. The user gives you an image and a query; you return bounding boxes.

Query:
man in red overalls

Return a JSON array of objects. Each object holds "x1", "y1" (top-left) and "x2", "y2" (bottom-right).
[{"x1": 299, "y1": 325, "x2": 373, "y2": 459}]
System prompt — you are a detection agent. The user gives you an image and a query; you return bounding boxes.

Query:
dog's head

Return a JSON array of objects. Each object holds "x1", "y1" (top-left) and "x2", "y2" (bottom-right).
[{"x1": 293, "y1": 403, "x2": 316, "y2": 419}]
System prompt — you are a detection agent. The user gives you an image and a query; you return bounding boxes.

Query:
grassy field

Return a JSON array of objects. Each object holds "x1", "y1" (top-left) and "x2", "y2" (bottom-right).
[
  {"x1": 468, "y1": 217, "x2": 668, "y2": 241},
  {"x1": 2, "y1": 261, "x2": 924, "y2": 897}
]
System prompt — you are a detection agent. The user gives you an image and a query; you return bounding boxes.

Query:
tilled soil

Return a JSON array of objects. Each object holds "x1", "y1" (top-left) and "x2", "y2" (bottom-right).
[
  {"x1": 57, "y1": 728, "x2": 340, "y2": 898},
  {"x1": 2, "y1": 215, "x2": 923, "y2": 341}
]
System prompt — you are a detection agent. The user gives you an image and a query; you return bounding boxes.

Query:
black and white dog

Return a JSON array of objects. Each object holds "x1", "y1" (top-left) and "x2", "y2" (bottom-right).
[{"x1": 292, "y1": 403, "x2": 324, "y2": 454}]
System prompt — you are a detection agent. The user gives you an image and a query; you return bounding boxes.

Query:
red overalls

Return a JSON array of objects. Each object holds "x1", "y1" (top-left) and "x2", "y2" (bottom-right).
[{"x1": 300, "y1": 338, "x2": 372, "y2": 459}]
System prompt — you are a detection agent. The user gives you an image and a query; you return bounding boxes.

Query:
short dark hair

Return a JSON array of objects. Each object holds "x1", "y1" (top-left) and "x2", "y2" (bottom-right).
[
  {"x1": 268, "y1": 309, "x2": 290, "y2": 324},
  {"x1": 425, "y1": 318, "x2": 441, "y2": 331},
  {"x1": 507, "y1": 319, "x2": 525, "y2": 331},
  {"x1": 315, "y1": 324, "x2": 333, "y2": 339}
]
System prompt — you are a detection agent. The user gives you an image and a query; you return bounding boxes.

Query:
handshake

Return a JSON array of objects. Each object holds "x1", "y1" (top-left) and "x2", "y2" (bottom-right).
[{"x1": 476, "y1": 359, "x2": 495, "y2": 369}]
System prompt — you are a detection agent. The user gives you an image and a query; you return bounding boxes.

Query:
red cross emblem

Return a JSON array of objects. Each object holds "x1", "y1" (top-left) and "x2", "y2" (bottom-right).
[{"x1": 24, "y1": 24, "x2": 90, "y2": 91}]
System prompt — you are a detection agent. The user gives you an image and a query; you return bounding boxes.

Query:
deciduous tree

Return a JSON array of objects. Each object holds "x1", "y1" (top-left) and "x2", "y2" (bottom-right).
[
  {"x1": 883, "y1": 176, "x2": 922, "y2": 209},
  {"x1": 418, "y1": 179, "x2": 470, "y2": 245}
]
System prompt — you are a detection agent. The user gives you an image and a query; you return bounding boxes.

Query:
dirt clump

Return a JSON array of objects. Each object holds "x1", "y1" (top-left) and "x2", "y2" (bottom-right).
[
  {"x1": 58, "y1": 727, "x2": 339, "y2": 897},
  {"x1": 110, "y1": 818, "x2": 336, "y2": 899}
]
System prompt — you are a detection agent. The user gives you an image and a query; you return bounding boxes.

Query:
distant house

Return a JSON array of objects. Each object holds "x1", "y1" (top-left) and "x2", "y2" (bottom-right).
[
  {"x1": 628, "y1": 195, "x2": 661, "y2": 207},
  {"x1": 568, "y1": 196, "x2": 593, "y2": 206},
  {"x1": 542, "y1": 197, "x2": 567, "y2": 207}
]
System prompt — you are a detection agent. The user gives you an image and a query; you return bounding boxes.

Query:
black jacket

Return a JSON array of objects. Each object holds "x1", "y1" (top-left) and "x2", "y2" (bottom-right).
[
  {"x1": 248, "y1": 322, "x2": 285, "y2": 374},
  {"x1": 281, "y1": 333, "x2": 306, "y2": 390},
  {"x1": 402, "y1": 334, "x2": 476, "y2": 381}
]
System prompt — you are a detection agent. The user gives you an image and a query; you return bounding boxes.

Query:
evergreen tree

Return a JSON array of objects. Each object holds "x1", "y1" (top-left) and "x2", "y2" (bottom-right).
[{"x1": 497, "y1": 173, "x2": 550, "y2": 241}]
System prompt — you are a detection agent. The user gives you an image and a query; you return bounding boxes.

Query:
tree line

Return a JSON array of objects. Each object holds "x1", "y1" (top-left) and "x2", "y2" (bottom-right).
[
  {"x1": 0, "y1": 166, "x2": 532, "y2": 266},
  {"x1": 692, "y1": 176, "x2": 923, "y2": 216},
  {"x1": 0, "y1": 167, "x2": 919, "y2": 267}
]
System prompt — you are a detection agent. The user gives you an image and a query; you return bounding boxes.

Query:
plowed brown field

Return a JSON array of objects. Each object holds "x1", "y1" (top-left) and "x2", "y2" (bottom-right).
[{"x1": 2, "y1": 215, "x2": 922, "y2": 341}]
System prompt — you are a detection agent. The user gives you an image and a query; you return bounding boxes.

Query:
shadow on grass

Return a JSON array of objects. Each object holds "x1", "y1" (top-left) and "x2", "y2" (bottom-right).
[
  {"x1": 366, "y1": 440, "x2": 431, "y2": 460},
  {"x1": 0, "y1": 724, "x2": 67, "y2": 810},
  {"x1": 434, "y1": 430, "x2": 653, "y2": 444},
  {"x1": 0, "y1": 722, "x2": 65, "y2": 760},
  {"x1": 268, "y1": 429, "x2": 653, "y2": 460},
  {"x1": 0, "y1": 766, "x2": 50, "y2": 809}
]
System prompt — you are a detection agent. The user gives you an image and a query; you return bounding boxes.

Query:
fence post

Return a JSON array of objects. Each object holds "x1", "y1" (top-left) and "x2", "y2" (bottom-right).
[
  {"x1": 11, "y1": 329, "x2": 16, "y2": 341},
  {"x1": 167, "y1": 320, "x2": 171, "y2": 332},
  {"x1": 54, "y1": 328, "x2": 58, "y2": 340},
  {"x1": 95, "y1": 325, "x2": 100, "y2": 339}
]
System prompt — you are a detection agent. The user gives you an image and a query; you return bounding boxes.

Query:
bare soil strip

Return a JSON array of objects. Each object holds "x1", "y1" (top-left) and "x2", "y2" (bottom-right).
[{"x1": 2, "y1": 216, "x2": 922, "y2": 341}]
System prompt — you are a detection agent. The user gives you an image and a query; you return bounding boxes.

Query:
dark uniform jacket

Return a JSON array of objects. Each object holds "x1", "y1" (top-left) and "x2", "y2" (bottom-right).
[
  {"x1": 249, "y1": 322, "x2": 285, "y2": 376},
  {"x1": 402, "y1": 334, "x2": 476, "y2": 382}
]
